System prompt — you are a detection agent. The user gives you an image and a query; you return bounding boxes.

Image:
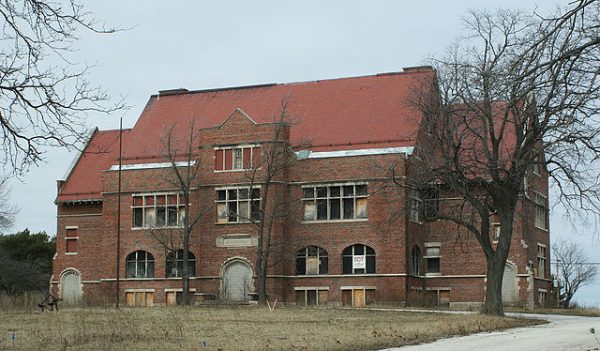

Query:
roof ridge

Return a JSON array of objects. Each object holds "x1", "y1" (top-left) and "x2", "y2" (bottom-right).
[{"x1": 151, "y1": 67, "x2": 435, "y2": 98}]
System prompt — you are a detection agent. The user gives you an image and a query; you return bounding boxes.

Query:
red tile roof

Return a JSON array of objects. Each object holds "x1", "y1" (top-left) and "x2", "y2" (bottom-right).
[
  {"x1": 57, "y1": 129, "x2": 130, "y2": 202},
  {"x1": 122, "y1": 69, "x2": 434, "y2": 161},
  {"x1": 57, "y1": 68, "x2": 435, "y2": 201}
]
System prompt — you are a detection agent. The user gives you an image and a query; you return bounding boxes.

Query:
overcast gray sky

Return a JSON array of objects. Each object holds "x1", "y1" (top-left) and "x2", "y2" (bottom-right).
[{"x1": 5, "y1": 0, "x2": 598, "y2": 306}]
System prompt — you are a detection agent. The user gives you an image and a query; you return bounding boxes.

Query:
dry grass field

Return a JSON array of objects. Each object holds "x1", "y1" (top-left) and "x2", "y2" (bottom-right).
[{"x1": 0, "y1": 304, "x2": 541, "y2": 351}]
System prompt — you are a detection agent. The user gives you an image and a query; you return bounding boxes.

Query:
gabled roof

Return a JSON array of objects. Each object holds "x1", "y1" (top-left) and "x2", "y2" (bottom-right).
[
  {"x1": 56, "y1": 129, "x2": 130, "y2": 202},
  {"x1": 57, "y1": 68, "x2": 435, "y2": 201}
]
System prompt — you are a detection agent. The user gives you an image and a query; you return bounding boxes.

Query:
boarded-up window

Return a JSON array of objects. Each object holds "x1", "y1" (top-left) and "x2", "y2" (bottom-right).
[
  {"x1": 295, "y1": 290, "x2": 304, "y2": 305},
  {"x1": 166, "y1": 290, "x2": 195, "y2": 306},
  {"x1": 65, "y1": 228, "x2": 78, "y2": 254},
  {"x1": 353, "y1": 289, "x2": 365, "y2": 307},
  {"x1": 342, "y1": 288, "x2": 376, "y2": 307},
  {"x1": 306, "y1": 257, "x2": 319, "y2": 275},
  {"x1": 214, "y1": 146, "x2": 260, "y2": 171},
  {"x1": 66, "y1": 239, "x2": 77, "y2": 253},
  {"x1": 365, "y1": 289, "x2": 376, "y2": 305},
  {"x1": 342, "y1": 290, "x2": 353, "y2": 306},
  {"x1": 242, "y1": 148, "x2": 252, "y2": 169},
  {"x1": 214, "y1": 149, "x2": 224, "y2": 170},
  {"x1": 126, "y1": 291, "x2": 154, "y2": 307},
  {"x1": 295, "y1": 289, "x2": 328, "y2": 306},
  {"x1": 318, "y1": 290, "x2": 328, "y2": 304},
  {"x1": 438, "y1": 290, "x2": 450, "y2": 305}
]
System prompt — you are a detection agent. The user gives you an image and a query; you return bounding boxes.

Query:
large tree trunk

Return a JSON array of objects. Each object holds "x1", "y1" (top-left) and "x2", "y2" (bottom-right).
[
  {"x1": 481, "y1": 209, "x2": 514, "y2": 316},
  {"x1": 482, "y1": 258, "x2": 505, "y2": 316}
]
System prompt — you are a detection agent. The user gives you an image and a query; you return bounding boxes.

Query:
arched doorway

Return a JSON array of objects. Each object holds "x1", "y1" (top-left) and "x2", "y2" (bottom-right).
[
  {"x1": 61, "y1": 270, "x2": 82, "y2": 304},
  {"x1": 501, "y1": 263, "x2": 518, "y2": 305},
  {"x1": 222, "y1": 260, "x2": 253, "y2": 301}
]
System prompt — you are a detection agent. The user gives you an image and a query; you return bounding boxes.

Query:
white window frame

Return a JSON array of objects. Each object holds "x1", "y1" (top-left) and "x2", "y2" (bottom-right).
[
  {"x1": 537, "y1": 243, "x2": 547, "y2": 279},
  {"x1": 166, "y1": 250, "x2": 197, "y2": 278},
  {"x1": 340, "y1": 286, "x2": 377, "y2": 306},
  {"x1": 411, "y1": 246, "x2": 421, "y2": 276},
  {"x1": 126, "y1": 251, "x2": 155, "y2": 279},
  {"x1": 534, "y1": 192, "x2": 548, "y2": 230},
  {"x1": 215, "y1": 186, "x2": 261, "y2": 224},
  {"x1": 492, "y1": 223, "x2": 501, "y2": 243},
  {"x1": 424, "y1": 242, "x2": 441, "y2": 276},
  {"x1": 538, "y1": 288, "x2": 547, "y2": 306},
  {"x1": 294, "y1": 287, "x2": 329, "y2": 306},
  {"x1": 296, "y1": 246, "x2": 328, "y2": 275},
  {"x1": 342, "y1": 244, "x2": 376, "y2": 274},
  {"x1": 532, "y1": 153, "x2": 542, "y2": 176},
  {"x1": 214, "y1": 144, "x2": 260, "y2": 172},
  {"x1": 408, "y1": 190, "x2": 422, "y2": 223},
  {"x1": 124, "y1": 289, "x2": 155, "y2": 307},
  {"x1": 131, "y1": 192, "x2": 185, "y2": 229},
  {"x1": 165, "y1": 288, "x2": 197, "y2": 306},
  {"x1": 65, "y1": 226, "x2": 79, "y2": 255},
  {"x1": 302, "y1": 182, "x2": 368, "y2": 222}
]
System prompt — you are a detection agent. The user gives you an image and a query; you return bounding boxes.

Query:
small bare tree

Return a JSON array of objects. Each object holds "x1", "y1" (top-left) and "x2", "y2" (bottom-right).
[
  {"x1": 553, "y1": 240, "x2": 599, "y2": 308},
  {"x1": 155, "y1": 119, "x2": 207, "y2": 305},
  {"x1": 246, "y1": 99, "x2": 297, "y2": 304},
  {"x1": 0, "y1": 178, "x2": 17, "y2": 231},
  {"x1": 406, "y1": 1, "x2": 599, "y2": 316},
  {"x1": 0, "y1": 0, "x2": 126, "y2": 173}
]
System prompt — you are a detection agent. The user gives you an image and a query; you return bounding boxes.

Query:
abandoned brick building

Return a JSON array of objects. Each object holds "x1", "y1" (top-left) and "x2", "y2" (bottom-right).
[{"x1": 51, "y1": 67, "x2": 552, "y2": 307}]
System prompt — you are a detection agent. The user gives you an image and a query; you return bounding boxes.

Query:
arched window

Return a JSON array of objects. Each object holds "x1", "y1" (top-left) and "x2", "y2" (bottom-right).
[
  {"x1": 342, "y1": 244, "x2": 375, "y2": 274},
  {"x1": 166, "y1": 250, "x2": 196, "y2": 278},
  {"x1": 411, "y1": 246, "x2": 421, "y2": 275},
  {"x1": 126, "y1": 251, "x2": 154, "y2": 278},
  {"x1": 296, "y1": 246, "x2": 328, "y2": 275}
]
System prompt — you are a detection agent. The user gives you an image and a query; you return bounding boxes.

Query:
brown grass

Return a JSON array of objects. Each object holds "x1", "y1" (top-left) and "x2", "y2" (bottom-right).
[{"x1": 0, "y1": 305, "x2": 542, "y2": 351}]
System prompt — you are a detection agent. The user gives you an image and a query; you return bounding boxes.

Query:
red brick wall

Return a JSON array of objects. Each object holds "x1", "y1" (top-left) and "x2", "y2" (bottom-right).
[{"x1": 52, "y1": 114, "x2": 551, "y2": 307}]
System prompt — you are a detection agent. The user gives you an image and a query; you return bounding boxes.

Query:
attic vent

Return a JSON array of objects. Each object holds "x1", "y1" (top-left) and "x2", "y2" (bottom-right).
[
  {"x1": 158, "y1": 88, "x2": 189, "y2": 96},
  {"x1": 402, "y1": 65, "x2": 434, "y2": 72}
]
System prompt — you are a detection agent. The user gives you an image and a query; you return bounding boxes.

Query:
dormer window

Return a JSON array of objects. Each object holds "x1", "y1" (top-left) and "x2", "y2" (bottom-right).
[{"x1": 214, "y1": 145, "x2": 260, "y2": 171}]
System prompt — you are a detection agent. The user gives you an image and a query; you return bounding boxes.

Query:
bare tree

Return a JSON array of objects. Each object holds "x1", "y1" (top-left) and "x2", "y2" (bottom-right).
[
  {"x1": 0, "y1": 0, "x2": 126, "y2": 173},
  {"x1": 155, "y1": 119, "x2": 207, "y2": 305},
  {"x1": 406, "y1": 1, "x2": 599, "y2": 315},
  {"x1": 245, "y1": 99, "x2": 297, "y2": 304},
  {"x1": 0, "y1": 178, "x2": 16, "y2": 231},
  {"x1": 553, "y1": 240, "x2": 598, "y2": 308}
]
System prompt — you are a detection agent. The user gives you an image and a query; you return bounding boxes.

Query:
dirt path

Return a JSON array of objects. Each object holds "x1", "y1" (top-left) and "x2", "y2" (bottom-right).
[{"x1": 383, "y1": 313, "x2": 600, "y2": 351}]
